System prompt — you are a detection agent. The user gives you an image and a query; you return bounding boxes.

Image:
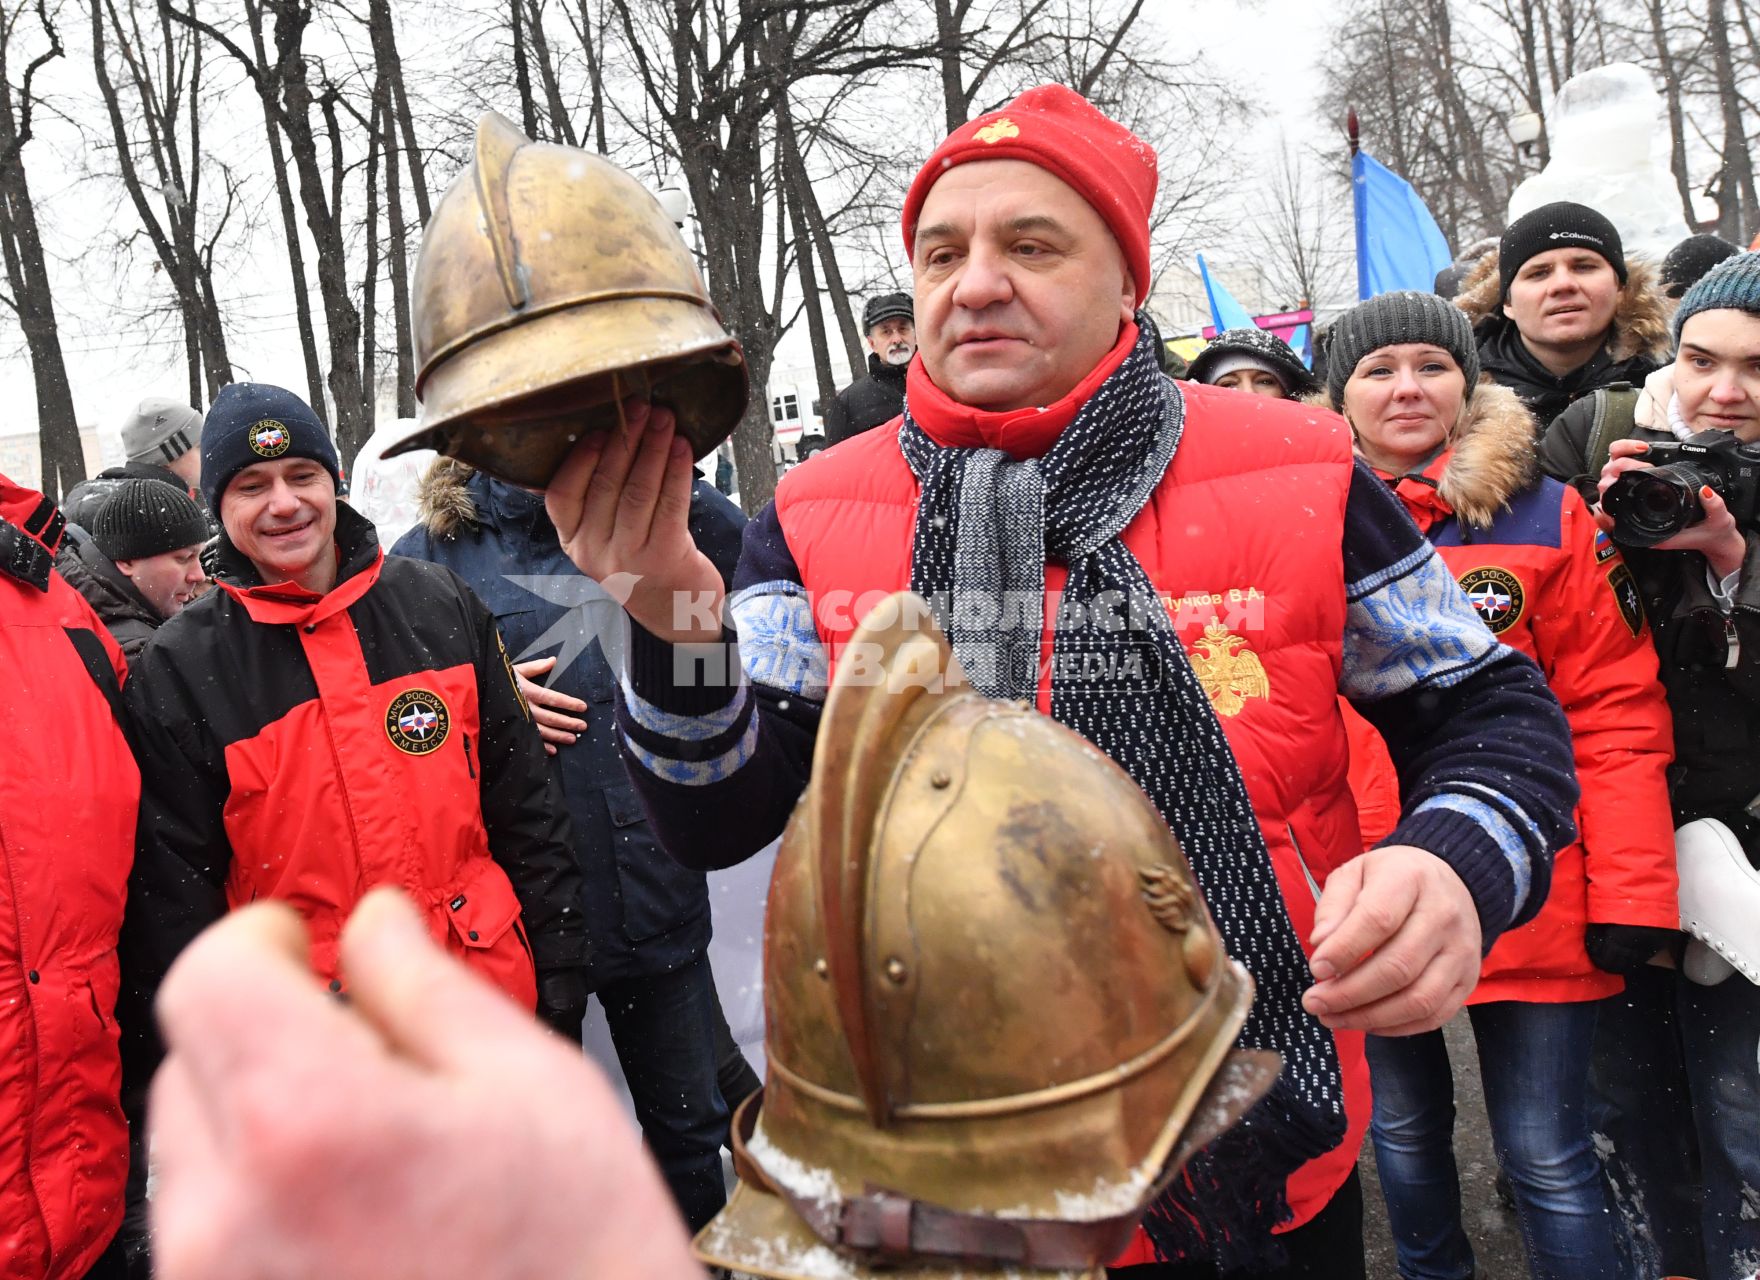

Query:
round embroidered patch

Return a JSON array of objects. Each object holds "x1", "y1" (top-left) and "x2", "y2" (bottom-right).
[
  {"x1": 248, "y1": 419, "x2": 291, "y2": 458},
  {"x1": 385, "y1": 689, "x2": 451, "y2": 755},
  {"x1": 1457, "y1": 566, "x2": 1526, "y2": 635}
]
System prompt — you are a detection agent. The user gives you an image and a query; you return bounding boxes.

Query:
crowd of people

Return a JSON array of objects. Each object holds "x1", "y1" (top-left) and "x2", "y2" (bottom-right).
[{"x1": 1, "y1": 82, "x2": 1757, "y2": 1280}]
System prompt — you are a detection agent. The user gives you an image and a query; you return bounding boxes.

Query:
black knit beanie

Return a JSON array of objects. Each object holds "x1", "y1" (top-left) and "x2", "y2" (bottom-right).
[
  {"x1": 1498, "y1": 202, "x2": 1627, "y2": 300},
  {"x1": 1661, "y1": 234, "x2": 1741, "y2": 299},
  {"x1": 92, "y1": 478, "x2": 210, "y2": 562},
  {"x1": 1323, "y1": 291, "x2": 1481, "y2": 410},
  {"x1": 1187, "y1": 327, "x2": 1319, "y2": 398},
  {"x1": 201, "y1": 382, "x2": 341, "y2": 513}
]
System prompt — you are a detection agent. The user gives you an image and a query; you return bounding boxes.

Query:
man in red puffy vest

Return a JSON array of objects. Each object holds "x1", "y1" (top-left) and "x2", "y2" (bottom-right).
[
  {"x1": 543, "y1": 87, "x2": 1579, "y2": 1277},
  {"x1": 0, "y1": 473, "x2": 137, "y2": 1280}
]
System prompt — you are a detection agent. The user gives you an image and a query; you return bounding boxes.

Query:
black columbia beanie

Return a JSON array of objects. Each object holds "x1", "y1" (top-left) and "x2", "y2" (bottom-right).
[
  {"x1": 201, "y1": 382, "x2": 341, "y2": 513},
  {"x1": 1498, "y1": 202, "x2": 1627, "y2": 300},
  {"x1": 92, "y1": 478, "x2": 210, "y2": 562}
]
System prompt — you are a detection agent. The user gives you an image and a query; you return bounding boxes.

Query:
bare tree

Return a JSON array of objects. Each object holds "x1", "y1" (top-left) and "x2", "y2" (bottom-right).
[
  {"x1": 165, "y1": 0, "x2": 375, "y2": 462},
  {"x1": 1707, "y1": 0, "x2": 1760, "y2": 238},
  {"x1": 600, "y1": 0, "x2": 927, "y2": 512},
  {"x1": 0, "y1": 0, "x2": 83, "y2": 497},
  {"x1": 90, "y1": 0, "x2": 237, "y2": 405},
  {"x1": 1246, "y1": 143, "x2": 1354, "y2": 311}
]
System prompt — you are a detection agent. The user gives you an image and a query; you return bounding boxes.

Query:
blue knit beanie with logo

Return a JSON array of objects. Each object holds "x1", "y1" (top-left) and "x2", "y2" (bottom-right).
[
  {"x1": 201, "y1": 382, "x2": 341, "y2": 513},
  {"x1": 1672, "y1": 251, "x2": 1760, "y2": 346}
]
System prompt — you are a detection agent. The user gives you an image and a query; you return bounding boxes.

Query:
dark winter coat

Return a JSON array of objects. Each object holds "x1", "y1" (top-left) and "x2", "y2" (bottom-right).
[
  {"x1": 54, "y1": 527, "x2": 163, "y2": 664},
  {"x1": 824, "y1": 354, "x2": 907, "y2": 445},
  {"x1": 1455, "y1": 252, "x2": 1671, "y2": 427},
  {"x1": 59, "y1": 462, "x2": 204, "y2": 533},
  {"x1": 1540, "y1": 407, "x2": 1760, "y2": 831},
  {"x1": 393, "y1": 461, "x2": 747, "y2": 988}
]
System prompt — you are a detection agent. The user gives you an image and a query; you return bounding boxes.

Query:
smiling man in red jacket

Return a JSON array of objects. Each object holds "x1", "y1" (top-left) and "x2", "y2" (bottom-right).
[
  {"x1": 535, "y1": 88, "x2": 1579, "y2": 1277},
  {"x1": 119, "y1": 383, "x2": 589, "y2": 1117},
  {"x1": 0, "y1": 474, "x2": 137, "y2": 1280}
]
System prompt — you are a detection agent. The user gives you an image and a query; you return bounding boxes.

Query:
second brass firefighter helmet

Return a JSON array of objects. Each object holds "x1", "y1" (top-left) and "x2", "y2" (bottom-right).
[
  {"x1": 389, "y1": 112, "x2": 746, "y2": 487},
  {"x1": 695, "y1": 593, "x2": 1274, "y2": 1280}
]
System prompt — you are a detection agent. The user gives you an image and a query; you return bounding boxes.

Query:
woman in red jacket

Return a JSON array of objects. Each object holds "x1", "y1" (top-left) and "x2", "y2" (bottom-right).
[{"x1": 1325, "y1": 292, "x2": 1678, "y2": 1280}]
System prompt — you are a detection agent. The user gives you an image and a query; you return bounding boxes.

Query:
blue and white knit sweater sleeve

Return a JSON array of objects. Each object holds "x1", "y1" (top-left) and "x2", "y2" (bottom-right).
[
  {"x1": 616, "y1": 502, "x2": 825, "y2": 871},
  {"x1": 1340, "y1": 459, "x2": 1576, "y2": 938}
]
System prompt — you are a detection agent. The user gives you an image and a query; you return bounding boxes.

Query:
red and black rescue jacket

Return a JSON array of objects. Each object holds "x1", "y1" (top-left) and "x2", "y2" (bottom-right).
[{"x1": 119, "y1": 503, "x2": 586, "y2": 1037}]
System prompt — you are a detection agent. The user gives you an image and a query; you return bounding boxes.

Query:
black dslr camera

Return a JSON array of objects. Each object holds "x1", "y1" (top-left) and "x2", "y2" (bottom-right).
[{"x1": 1601, "y1": 430, "x2": 1760, "y2": 547}]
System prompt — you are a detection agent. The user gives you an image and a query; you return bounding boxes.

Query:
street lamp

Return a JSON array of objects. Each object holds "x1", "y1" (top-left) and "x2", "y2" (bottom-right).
[
  {"x1": 1507, "y1": 111, "x2": 1543, "y2": 159},
  {"x1": 654, "y1": 180, "x2": 690, "y2": 229}
]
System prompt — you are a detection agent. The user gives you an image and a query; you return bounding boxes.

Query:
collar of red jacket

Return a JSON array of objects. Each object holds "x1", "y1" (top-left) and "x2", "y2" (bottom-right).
[
  {"x1": 0, "y1": 474, "x2": 65, "y2": 592},
  {"x1": 1375, "y1": 448, "x2": 1456, "y2": 535},
  {"x1": 903, "y1": 320, "x2": 1139, "y2": 459},
  {"x1": 216, "y1": 501, "x2": 385, "y2": 626}
]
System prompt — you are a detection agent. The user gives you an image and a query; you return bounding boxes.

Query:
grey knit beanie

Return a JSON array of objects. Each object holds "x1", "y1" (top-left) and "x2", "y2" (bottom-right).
[
  {"x1": 1323, "y1": 291, "x2": 1480, "y2": 410},
  {"x1": 122, "y1": 397, "x2": 203, "y2": 467},
  {"x1": 1672, "y1": 251, "x2": 1760, "y2": 345}
]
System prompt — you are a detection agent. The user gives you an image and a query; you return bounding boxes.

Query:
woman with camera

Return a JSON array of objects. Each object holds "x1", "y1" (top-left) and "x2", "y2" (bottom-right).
[
  {"x1": 1542, "y1": 251, "x2": 1760, "y2": 1280},
  {"x1": 1321, "y1": 290, "x2": 1679, "y2": 1280}
]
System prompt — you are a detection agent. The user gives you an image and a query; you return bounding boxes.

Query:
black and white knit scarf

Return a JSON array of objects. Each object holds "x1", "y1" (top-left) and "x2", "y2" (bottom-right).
[{"x1": 898, "y1": 329, "x2": 1346, "y2": 1269}]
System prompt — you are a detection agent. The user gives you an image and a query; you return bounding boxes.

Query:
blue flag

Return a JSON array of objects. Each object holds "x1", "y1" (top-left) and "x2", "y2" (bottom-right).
[
  {"x1": 1352, "y1": 151, "x2": 1452, "y2": 300},
  {"x1": 1197, "y1": 254, "x2": 1259, "y2": 334},
  {"x1": 1287, "y1": 323, "x2": 1312, "y2": 368}
]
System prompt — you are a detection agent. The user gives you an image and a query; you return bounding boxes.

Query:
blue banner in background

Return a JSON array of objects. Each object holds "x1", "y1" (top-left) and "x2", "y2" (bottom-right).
[
  {"x1": 1197, "y1": 253, "x2": 1259, "y2": 334},
  {"x1": 1351, "y1": 151, "x2": 1453, "y2": 300}
]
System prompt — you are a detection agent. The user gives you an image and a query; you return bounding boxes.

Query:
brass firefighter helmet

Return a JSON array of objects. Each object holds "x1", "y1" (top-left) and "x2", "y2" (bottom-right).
[
  {"x1": 389, "y1": 112, "x2": 746, "y2": 487},
  {"x1": 694, "y1": 592, "x2": 1274, "y2": 1280}
]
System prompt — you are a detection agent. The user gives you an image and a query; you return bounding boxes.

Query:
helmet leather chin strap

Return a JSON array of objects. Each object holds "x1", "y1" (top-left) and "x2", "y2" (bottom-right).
[{"x1": 728, "y1": 1050, "x2": 1282, "y2": 1272}]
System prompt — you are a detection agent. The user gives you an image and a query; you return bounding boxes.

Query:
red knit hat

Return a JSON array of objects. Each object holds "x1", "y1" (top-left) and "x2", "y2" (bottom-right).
[{"x1": 900, "y1": 85, "x2": 1158, "y2": 306}]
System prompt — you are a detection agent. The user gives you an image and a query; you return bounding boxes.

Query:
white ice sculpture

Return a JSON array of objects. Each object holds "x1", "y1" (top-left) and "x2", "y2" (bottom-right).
[{"x1": 1507, "y1": 62, "x2": 1693, "y2": 262}]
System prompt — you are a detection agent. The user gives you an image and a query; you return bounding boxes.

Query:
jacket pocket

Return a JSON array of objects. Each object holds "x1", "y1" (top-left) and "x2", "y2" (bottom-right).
[
  {"x1": 442, "y1": 856, "x2": 523, "y2": 951},
  {"x1": 437, "y1": 858, "x2": 538, "y2": 1011}
]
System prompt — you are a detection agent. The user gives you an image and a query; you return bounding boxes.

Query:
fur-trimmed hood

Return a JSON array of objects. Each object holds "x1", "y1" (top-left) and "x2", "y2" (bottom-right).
[
  {"x1": 1453, "y1": 249, "x2": 1672, "y2": 364},
  {"x1": 414, "y1": 455, "x2": 481, "y2": 540},
  {"x1": 1310, "y1": 380, "x2": 1539, "y2": 528}
]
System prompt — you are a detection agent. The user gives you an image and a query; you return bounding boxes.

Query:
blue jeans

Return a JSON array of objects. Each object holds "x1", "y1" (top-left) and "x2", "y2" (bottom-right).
[
  {"x1": 1591, "y1": 965, "x2": 1760, "y2": 1280},
  {"x1": 595, "y1": 955, "x2": 731, "y2": 1233},
  {"x1": 1366, "y1": 1001, "x2": 1627, "y2": 1280}
]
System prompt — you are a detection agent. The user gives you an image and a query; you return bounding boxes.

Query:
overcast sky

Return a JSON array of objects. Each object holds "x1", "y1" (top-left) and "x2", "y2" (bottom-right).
[{"x1": 1, "y1": 0, "x2": 1336, "y2": 459}]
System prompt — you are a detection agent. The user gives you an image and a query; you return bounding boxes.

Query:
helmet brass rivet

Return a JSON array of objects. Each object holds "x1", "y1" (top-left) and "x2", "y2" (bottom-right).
[
  {"x1": 884, "y1": 958, "x2": 908, "y2": 984},
  {"x1": 813, "y1": 958, "x2": 829, "y2": 978},
  {"x1": 930, "y1": 770, "x2": 951, "y2": 789}
]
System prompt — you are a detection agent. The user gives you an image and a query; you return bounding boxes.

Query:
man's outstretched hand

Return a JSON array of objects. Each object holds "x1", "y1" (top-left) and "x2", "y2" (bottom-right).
[
  {"x1": 149, "y1": 890, "x2": 700, "y2": 1280},
  {"x1": 1302, "y1": 845, "x2": 1482, "y2": 1037},
  {"x1": 543, "y1": 399, "x2": 725, "y2": 645}
]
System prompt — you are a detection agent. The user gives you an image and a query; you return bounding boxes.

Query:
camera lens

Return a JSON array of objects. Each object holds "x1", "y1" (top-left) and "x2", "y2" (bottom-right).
[{"x1": 1605, "y1": 464, "x2": 1706, "y2": 547}]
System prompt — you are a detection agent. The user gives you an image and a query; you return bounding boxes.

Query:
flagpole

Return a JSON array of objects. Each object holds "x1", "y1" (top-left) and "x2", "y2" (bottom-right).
[{"x1": 1348, "y1": 108, "x2": 1370, "y2": 301}]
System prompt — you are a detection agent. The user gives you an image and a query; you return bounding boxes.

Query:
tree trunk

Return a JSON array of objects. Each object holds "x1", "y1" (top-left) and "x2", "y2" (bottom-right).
[
  {"x1": 776, "y1": 92, "x2": 865, "y2": 377},
  {"x1": 0, "y1": 60, "x2": 82, "y2": 496},
  {"x1": 509, "y1": 0, "x2": 540, "y2": 139},
  {"x1": 934, "y1": 0, "x2": 968, "y2": 132},
  {"x1": 1646, "y1": 0, "x2": 1698, "y2": 228},
  {"x1": 1709, "y1": 0, "x2": 1760, "y2": 240},
  {"x1": 245, "y1": 0, "x2": 328, "y2": 423},
  {"x1": 266, "y1": 0, "x2": 367, "y2": 456},
  {"x1": 380, "y1": 92, "x2": 416, "y2": 417},
  {"x1": 367, "y1": 0, "x2": 428, "y2": 225},
  {"x1": 524, "y1": 0, "x2": 577, "y2": 145},
  {"x1": 360, "y1": 84, "x2": 381, "y2": 456}
]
